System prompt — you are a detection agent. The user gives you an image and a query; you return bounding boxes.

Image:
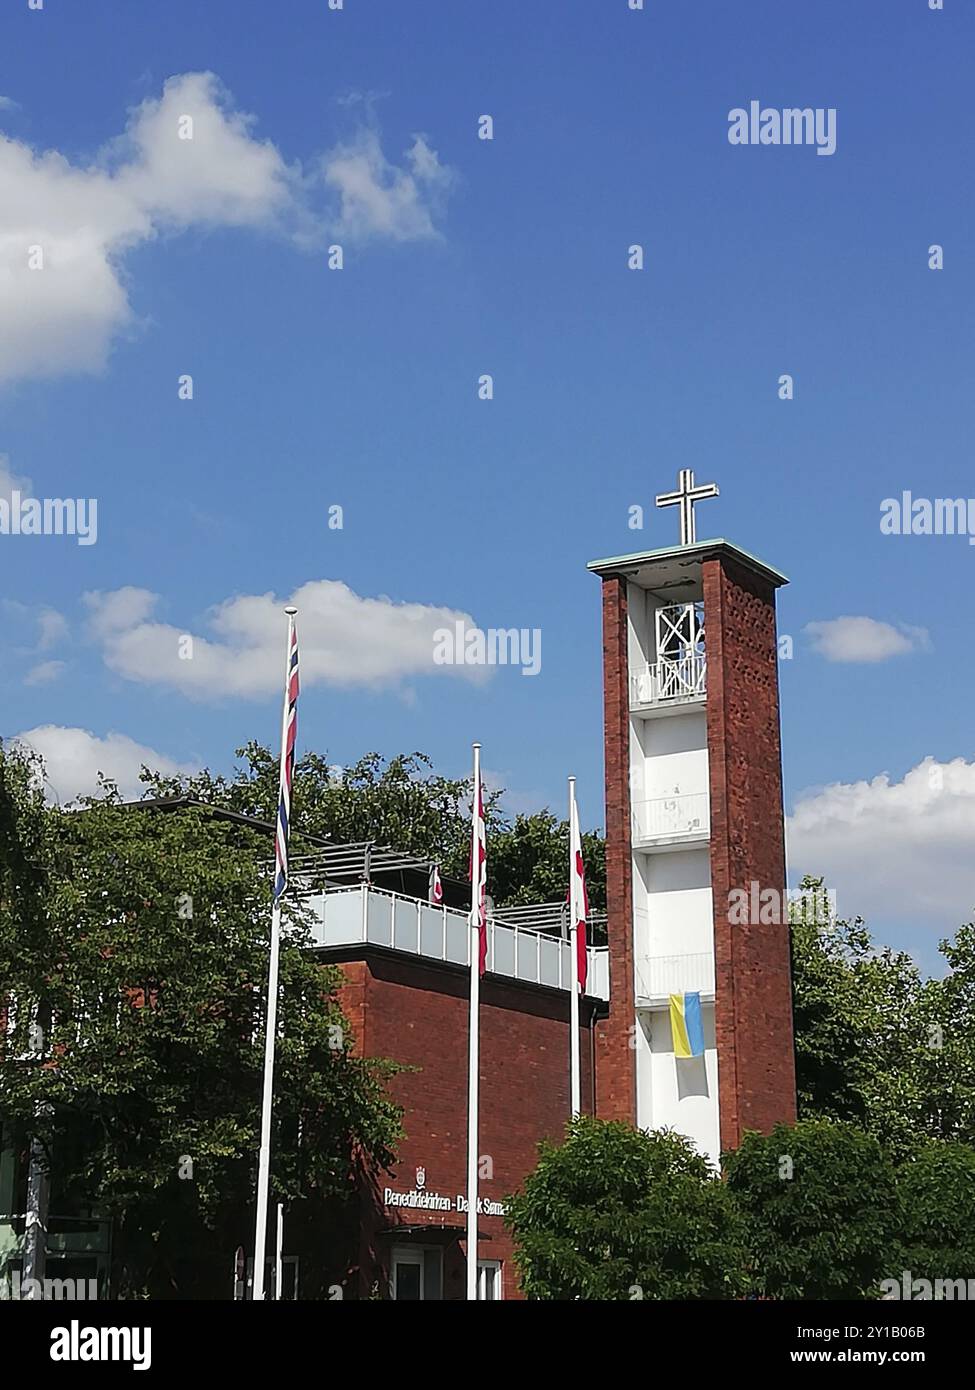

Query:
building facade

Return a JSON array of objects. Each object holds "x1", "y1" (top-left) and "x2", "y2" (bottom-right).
[
  {"x1": 310, "y1": 887, "x2": 605, "y2": 1299},
  {"x1": 2, "y1": 526, "x2": 799, "y2": 1301},
  {"x1": 589, "y1": 537, "x2": 797, "y2": 1163}
]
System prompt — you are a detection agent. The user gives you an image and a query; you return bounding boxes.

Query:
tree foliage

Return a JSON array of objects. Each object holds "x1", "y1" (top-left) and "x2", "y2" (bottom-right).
[
  {"x1": 146, "y1": 743, "x2": 607, "y2": 916},
  {"x1": 723, "y1": 1119, "x2": 897, "y2": 1300},
  {"x1": 791, "y1": 876, "x2": 975, "y2": 1155},
  {"x1": 892, "y1": 1140, "x2": 975, "y2": 1286},
  {"x1": 0, "y1": 742, "x2": 400, "y2": 1297},
  {"x1": 504, "y1": 1117, "x2": 746, "y2": 1300}
]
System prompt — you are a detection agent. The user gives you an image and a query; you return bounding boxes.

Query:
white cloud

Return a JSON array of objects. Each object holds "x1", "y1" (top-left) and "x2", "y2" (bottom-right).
[
  {"x1": 83, "y1": 585, "x2": 157, "y2": 640},
  {"x1": 84, "y1": 578, "x2": 486, "y2": 700},
  {"x1": 0, "y1": 454, "x2": 32, "y2": 501},
  {"x1": 37, "y1": 606, "x2": 68, "y2": 650},
  {"x1": 0, "y1": 74, "x2": 453, "y2": 385},
  {"x1": 109, "y1": 72, "x2": 298, "y2": 231},
  {"x1": 787, "y1": 756, "x2": 975, "y2": 928},
  {"x1": 24, "y1": 659, "x2": 65, "y2": 686},
  {"x1": 323, "y1": 130, "x2": 453, "y2": 242},
  {"x1": 12, "y1": 725, "x2": 199, "y2": 804},
  {"x1": 804, "y1": 616, "x2": 930, "y2": 663},
  {"x1": 0, "y1": 593, "x2": 67, "y2": 656}
]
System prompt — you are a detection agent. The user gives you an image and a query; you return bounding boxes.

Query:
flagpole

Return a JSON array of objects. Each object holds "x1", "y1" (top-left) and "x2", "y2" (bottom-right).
[
  {"x1": 568, "y1": 777, "x2": 581, "y2": 1118},
  {"x1": 275, "y1": 1202, "x2": 284, "y2": 1301},
  {"x1": 252, "y1": 604, "x2": 298, "y2": 1301},
  {"x1": 466, "y1": 742, "x2": 481, "y2": 1301}
]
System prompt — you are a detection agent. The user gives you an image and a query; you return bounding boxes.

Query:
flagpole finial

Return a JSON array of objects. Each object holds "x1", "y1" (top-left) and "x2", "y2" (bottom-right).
[
  {"x1": 284, "y1": 605, "x2": 298, "y2": 616},
  {"x1": 472, "y1": 742, "x2": 481, "y2": 751}
]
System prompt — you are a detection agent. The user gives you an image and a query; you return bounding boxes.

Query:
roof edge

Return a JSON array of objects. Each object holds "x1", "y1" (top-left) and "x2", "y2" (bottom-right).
[{"x1": 587, "y1": 537, "x2": 789, "y2": 588}]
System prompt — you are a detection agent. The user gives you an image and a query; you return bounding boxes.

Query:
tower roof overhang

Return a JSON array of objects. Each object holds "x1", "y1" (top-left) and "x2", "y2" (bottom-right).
[{"x1": 587, "y1": 537, "x2": 789, "y2": 592}]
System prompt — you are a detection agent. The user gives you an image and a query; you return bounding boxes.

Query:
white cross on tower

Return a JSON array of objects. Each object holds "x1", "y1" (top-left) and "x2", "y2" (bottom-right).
[{"x1": 655, "y1": 469, "x2": 719, "y2": 546}]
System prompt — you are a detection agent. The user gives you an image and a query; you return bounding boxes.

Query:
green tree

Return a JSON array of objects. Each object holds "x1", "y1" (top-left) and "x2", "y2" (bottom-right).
[
  {"x1": 145, "y1": 745, "x2": 488, "y2": 880},
  {"x1": 922, "y1": 922, "x2": 975, "y2": 1148},
  {"x1": 0, "y1": 748, "x2": 401, "y2": 1298},
  {"x1": 489, "y1": 810, "x2": 606, "y2": 915},
  {"x1": 790, "y1": 878, "x2": 938, "y2": 1156},
  {"x1": 505, "y1": 1116, "x2": 745, "y2": 1300},
  {"x1": 723, "y1": 1118, "x2": 897, "y2": 1299},
  {"x1": 145, "y1": 743, "x2": 607, "y2": 915},
  {"x1": 892, "y1": 1141, "x2": 975, "y2": 1288}
]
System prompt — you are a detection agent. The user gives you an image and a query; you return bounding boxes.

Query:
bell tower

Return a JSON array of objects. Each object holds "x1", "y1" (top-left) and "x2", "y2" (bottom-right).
[{"x1": 589, "y1": 473, "x2": 797, "y2": 1162}]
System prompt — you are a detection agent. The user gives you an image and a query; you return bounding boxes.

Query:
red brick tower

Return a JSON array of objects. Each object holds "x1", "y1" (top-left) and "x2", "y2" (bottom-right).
[{"x1": 588, "y1": 478, "x2": 797, "y2": 1159}]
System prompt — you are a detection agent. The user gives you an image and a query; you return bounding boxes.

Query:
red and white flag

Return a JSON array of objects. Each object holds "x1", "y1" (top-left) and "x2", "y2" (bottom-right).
[
  {"x1": 569, "y1": 790, "x2": 588, "y2": 993},
  {"x1": 429, "y1": 863, "x2": 443, "y2": 905},
  {"x1": 470, "y1": 773, "x2": 487, "y2": 975}
]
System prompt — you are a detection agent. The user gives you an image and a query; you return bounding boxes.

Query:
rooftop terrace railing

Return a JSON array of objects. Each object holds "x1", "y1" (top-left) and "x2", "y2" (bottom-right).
[{"x1": 303, "y1": 884, "x2": 609, "y2": 1000}]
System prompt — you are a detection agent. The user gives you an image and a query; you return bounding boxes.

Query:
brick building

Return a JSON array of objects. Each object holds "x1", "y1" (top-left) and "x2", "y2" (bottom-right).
[
  {"x1": 306, "y1": 881, "x2": 605, "y2": 1300},
  {"x1": 587, "y1": 528, "x2": 797, "y2": 1161},
  {"x1": 3, "y1": 506, "x2": 798, "y2": 1302},
  {"x1": 306, "y1": 518, "x2": 797, "y2": 1298}
]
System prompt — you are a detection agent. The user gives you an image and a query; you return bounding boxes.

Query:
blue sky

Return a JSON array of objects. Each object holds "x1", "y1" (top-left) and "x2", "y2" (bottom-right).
[{"x1": 1, "y1": 0, "x2": 972, "y2": 971}]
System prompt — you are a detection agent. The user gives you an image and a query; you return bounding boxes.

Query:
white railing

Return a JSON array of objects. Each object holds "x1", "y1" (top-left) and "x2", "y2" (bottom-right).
[
  {"x1": 630, "y1": 654, "x2": 706, "y2": 708},
  {"x1": 631, "y1": 792, "x2": 709, "y2": 844},
  {"x1": 636, "y1": 951, "x2": 715, "y2": 1002},
  {"x1": 302, "y1": 884, "x2": 609, "y2": 1000}
]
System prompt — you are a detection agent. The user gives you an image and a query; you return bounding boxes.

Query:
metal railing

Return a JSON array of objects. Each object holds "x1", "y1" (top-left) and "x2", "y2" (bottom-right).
[
  {"x1": 630, "y1": 654, "x2": 706, "y2": 708},
  {"x1": 631, "y1": 792, "x2": 709, "y2": 844},
  {"x1": 635, "y1": 951, "x2": 715, "y2": 1002},
  {"x1": 303, "y1": 884, "x2": 610, "y2": 999}
]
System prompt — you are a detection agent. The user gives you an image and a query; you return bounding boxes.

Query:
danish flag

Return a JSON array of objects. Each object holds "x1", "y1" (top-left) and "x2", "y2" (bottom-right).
[
  {"x1": 429, "y1": 863, "x2": 444, "y2": 905},
  {"x1": 470, "y1": 774, "x2": 487, "y2": 975},
  {"x1": 569, "y1": 795, "x2": 589, "y2": 992}
]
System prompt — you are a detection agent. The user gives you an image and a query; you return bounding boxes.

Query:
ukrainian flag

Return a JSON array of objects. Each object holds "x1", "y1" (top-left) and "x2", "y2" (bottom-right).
[{"x1": 669, "y1": 991, "x2": 705, "y2": 1059}]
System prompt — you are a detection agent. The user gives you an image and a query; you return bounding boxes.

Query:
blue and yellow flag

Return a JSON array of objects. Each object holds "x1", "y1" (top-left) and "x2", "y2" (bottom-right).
[{"x1": 669, "y1": 991, "x2": 705, "y2": 1059}]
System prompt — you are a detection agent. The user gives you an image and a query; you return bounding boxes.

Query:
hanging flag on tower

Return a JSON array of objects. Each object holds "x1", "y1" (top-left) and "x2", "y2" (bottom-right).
[{"x1": 669, "y1": 991, "x2": 705, "y2": 1059}]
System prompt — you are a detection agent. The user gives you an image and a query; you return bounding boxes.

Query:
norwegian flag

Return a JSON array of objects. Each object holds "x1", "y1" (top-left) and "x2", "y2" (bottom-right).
[
  {"x1": 470, "y1": 771, "x2": 488, "y2": 975},
  {"x1": 273, "y1": 617, "x2": 300, "y2": 902},
  {"x1": 569, "y1": 793, "x2": 589, "y2": 992},
  {"x1": 429, "y1": 863, "x2": 443, "y2": 905}
]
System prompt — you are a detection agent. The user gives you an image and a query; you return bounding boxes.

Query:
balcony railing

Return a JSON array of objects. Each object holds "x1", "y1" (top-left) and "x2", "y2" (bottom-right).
[
  {"x1": 303, "y1": 884, "x2": 609, "y2": 1000},
  {"x1": 631, "y1": 792, "x2": 709, "y2": 845},
  {"x1": 635, "y1": 951, "x2": 715, "y2": 1003},
  {"x1": 630, "y1": 654, "x2": 706, "y2": 708}
]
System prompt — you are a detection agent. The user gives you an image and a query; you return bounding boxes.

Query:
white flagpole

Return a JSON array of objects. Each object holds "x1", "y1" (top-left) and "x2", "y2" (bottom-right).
[
  {"x1": 275, "y1": 1202, "x2": 284, "y2": 1301},
  {"x1": 568, "y1": 777, "x2": 581, "y2": 1118},
  {"x1": 253, "y1": 605, "x2": 298, "y2": 1301},
  {"x1": 466, "y1": 742, "x2": 482, "y2": 1301}
]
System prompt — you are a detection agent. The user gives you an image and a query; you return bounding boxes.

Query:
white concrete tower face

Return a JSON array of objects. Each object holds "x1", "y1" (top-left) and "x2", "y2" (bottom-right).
[{"x1": 626, "y1": 574, "x2": 719, "y2": 1163}]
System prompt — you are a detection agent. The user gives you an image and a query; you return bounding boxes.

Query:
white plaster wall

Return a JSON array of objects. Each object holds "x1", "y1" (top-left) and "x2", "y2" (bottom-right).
[
  {"x1": 643, "y1": 849, "x2": 713, "y2": 958},
  {"x1": 626, "y1": 590, "x2": 720, "y2": 1167},
  {"x1": 641, "y1": 711, "x2": 709, "y2": 802},
  {"x1": 626, "y1": 582, "x2": 652, "y2": 669},
  {"x1": 636, "y1": 1004, "x2": 720, "y2": 1167}
]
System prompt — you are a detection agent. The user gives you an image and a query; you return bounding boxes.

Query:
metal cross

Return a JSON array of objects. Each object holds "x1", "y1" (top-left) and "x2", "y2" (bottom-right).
[{"x1": 655, "y1": 469, "x2": 719, "y2": 546}]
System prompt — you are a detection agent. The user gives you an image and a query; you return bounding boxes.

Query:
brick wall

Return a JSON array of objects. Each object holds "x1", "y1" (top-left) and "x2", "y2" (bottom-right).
[
  {"x1": 703, "y1": 555, "x2": 798, "y2": 1151},
  {"x1": 594, "y1": 575, "x2": 638, "y2": 1123},
  {"x1": 335, "y1": 951, "x2": 596, "y2": 1300}
]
